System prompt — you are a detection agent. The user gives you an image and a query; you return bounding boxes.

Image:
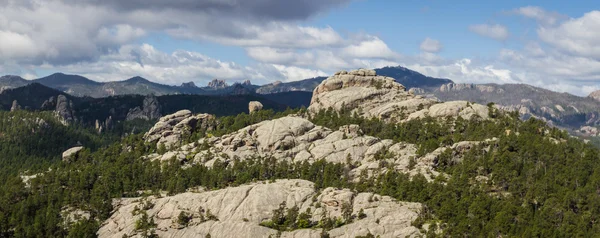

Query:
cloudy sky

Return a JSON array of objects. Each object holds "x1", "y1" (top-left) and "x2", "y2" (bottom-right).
[{"x1": 1, "y1": 0, "x2": 599, "y2": 95}]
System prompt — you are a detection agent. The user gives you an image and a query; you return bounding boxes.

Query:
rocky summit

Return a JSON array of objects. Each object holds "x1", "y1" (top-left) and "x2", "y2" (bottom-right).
[
  {"x1": 144, "y1": 110, "x2": 216, "y2": 149},
  {"x1": 308, "y1": 69, "x2": 489, "y2": 122}
]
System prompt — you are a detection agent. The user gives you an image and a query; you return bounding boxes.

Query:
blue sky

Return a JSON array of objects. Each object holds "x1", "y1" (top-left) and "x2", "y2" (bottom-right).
[{"x1": 0, "y1": 0, "x2": 599, "y2": 95}]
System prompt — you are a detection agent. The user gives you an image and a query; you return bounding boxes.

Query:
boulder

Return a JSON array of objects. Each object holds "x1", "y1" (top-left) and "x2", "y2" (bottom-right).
[
  {"x1": 248, "y1": 101, "x2": 263, "y2": 114},
  {"x1": 62, "y1": 146, "x2": 84, "y2": 162},
  {"x1": 98, "y1": 179, "x2": 423, "y2": 238},
  {"x1": 144, "y1": 110, "x2": 216, "y2": 149},
  {"x1": 308, "y1": 69, "x2": 489, "y2": 123}
]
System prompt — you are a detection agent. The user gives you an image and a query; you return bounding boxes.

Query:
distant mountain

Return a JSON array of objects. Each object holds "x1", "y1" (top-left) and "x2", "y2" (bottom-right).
[
  {"x1": 0, "y1": 83, "x2": 77, "y2": 111},
  {"x1": 255, "y1": 77, "x2": 327, "y2": 94},
  {"x1": 0, "y1": 83, "x2": 306, "y2": 129},
  {"x1": 416, "y1": 83, "x2": 600, "y2": 132},
  {"x1": 0, "y1": 66, "x2": 456, "y2": 97},
  {"x1": 0, "y1": 75, "x2": 29, "y2": 93},
  {"x1": 375, "y1": 66, "x2": 453, "y2": 89}
]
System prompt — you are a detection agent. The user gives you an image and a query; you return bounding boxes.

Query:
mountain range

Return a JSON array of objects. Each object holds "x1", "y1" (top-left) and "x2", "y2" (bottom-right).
[
  {"x1": 4, "y1": 66, "x2": 600, "y2": 136},
  {"x1": 0, "y1": 66, "x2": 453, "y2": 98}
]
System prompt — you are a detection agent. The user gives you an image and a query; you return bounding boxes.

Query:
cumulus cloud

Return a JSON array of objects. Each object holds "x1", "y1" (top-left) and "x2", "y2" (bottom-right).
[
  {"x1": 419, "y1": 38, "x2": 442, "y2": 53},
  {"x1": 36, "y1": 43, "x2": 330, "y2": 85},
  {"x1": 537, "y1": 11, "x2": 600, "y2": 60},
  {"x1": 406, "y1": 58, "x2": 520, "y2": 85},
  {"x1": 341, "y1": 36, "x2": 397, "y2": 59},
  {"x1": 469, "y1": 24, "x2": 509, "y2": 41}
]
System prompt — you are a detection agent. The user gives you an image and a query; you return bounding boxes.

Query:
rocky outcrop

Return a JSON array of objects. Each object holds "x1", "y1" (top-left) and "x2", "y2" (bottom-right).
[
  {"x1": 207, "y1": 79, "x2": 228, "y2": 89},
  {"x1": 98, "y1": 179, "x2": 423, "y2": 238},
  {"x1": 62, "y1": 146, "x2": 84, "y2": 162},
  {"x1": 95, "y1": 116, "x2": 113, "y2": 134},
  {"x1": 144, "y1": 110, "x2": 216, "y2": 149},
  {"x1": 10, "y1": 100, "x2": 20, "y2": 112},
  {"x1": 126, "y1": 95, "x2": 161, "y2": 121},
  {"x1": 578, "y1": 126, "x2": 599, "y2": 137},
  {"x1": 242, "y1": 80, "x2": 252, "y2": 86},
  {"x1": 248, "y1": 101, "x2": 263, "y2": 114},
  {"x1": 41, "y1": 96, "x2": 57, "y2": 110},
  {"x1": 588, "y1": 90, "x2": 600, "y2": 102},
  {"x1": 55, "y1": 95, "x2": 75, "y2": 125},
  {"x1": 180, "y1": 82, "x2": 197, "y2": 88},
  {"x1": 143, "y1": 116, "x2": 493, "y2": 182},
  {"x1": 308, "y1": 69, "x2": 489, "y2": 122},
  {"x1": 439, "y1": 83, "x2": 503, "y2": 94}
]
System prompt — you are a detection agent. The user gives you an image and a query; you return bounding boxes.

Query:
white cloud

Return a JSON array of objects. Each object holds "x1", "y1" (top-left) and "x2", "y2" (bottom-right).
[
  {"x1": 0, "y1": 30, "x2": 39, "y2": 59},
  {"x1": 341, "y1": 36, "x2": 397, "y2": 59},
  {"x1": 469, "y1": 24, "x2": 509, "y2": 41},
  {"x1": 407, "y1": 58, "x2": 520, "y2": 85},
  {"x1": 36, "y1": 43, "x2": 329, "y2": 86},
  {"x1": 419, "y1": 38, "x2": 442, "y2": 53},
  {"x1": 537, "y1": 11, "x2": 600, "y2": 60},
  {"x1": 270, "y1": 65, "x2": 328, "y2": 82}
]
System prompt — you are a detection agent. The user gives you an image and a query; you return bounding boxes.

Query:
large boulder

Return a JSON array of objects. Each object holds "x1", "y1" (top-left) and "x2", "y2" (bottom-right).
[
  {"x1": 248, "y1": 101, "x2": 263, "y2": 114},
  {"x1": 62, "y1": 146, "x2": 84, "y2": 162},
  {"x1": 98, "y1": 179, "x2": 423, "y2": 238},
  {"x1": 308, "y1": 69, "x2": 489, "y2": 122},
  {"x1": 144, "y1": 110, "x2": 216, "y2": 149}
]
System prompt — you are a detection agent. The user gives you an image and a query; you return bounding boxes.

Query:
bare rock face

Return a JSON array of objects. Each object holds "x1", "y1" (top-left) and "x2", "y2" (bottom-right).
[
  {"x1": 589, "y1": 90, "x2": 600, "y2": 102},
  {"x1": 62, "y1": 146, "x2": 84, "y2": 162},
  {"x1": 144, "y1": 110, "x2": 216, "y2": 149},
  {"x1": 308, "y1": 69, "x2": 489, "y2": 122},
  {"x1": 126, "y1": 95, "x2": 161, "y2": 121},
  {"x1": 98, "y1": 179, "x2": 423, "y2": 238},
  {"x1": 207, "y1": 79, "x2": 228, "y2": 89},
  {"x1": 143, "y1": 116, "x2": 494, "y2": 182},
  {"x1": 55, "y1": 95, "x2": 75, "y2": 125},
  {"x1": 41, "y1": 96, "x2": 57, "y2": 110},
  {"x1": 248, "y1": 101, "x2": 263, "y2": 114},
  {"x1": 578, "y1": 126, "x2": 600, "y2": 137},
  {"x1": 10, "y1": 100, "x2": 20, "y2": 112}
]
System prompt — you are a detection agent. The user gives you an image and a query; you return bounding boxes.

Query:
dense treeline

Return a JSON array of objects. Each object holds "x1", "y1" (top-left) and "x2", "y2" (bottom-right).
[
  {"x1": 0, "y1": 107, "x2": 599, "y2": 237},
  {"x1": 0, "y1": 111, "x2": 119, "y2": 179}
]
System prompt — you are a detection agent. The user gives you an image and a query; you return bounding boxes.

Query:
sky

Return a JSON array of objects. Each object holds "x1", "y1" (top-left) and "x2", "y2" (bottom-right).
[{"x1": 0, "y1": 0, "x2": 599, "y2": 96}]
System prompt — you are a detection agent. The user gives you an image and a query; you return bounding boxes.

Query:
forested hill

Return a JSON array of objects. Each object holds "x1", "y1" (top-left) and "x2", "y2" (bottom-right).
[
  {"x1": 1, "y1": 107, "x2": 600, "y2": 237},
  {"x1": 2, "y1": 70, "x2": 600, "y2": 237}
]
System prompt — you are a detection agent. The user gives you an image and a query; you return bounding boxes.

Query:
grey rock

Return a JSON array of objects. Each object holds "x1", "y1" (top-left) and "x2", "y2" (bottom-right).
[
  {"x1": 308, "y1": 69, "x2": 488, "y2": 123},
  {"x1": 248, "y1": 101, "x2": 263, "y2": 114},
  {"x1": 62, "y1": 146, "x2": 84, "y2": 162},
  {"x1": 98, "y1": 180, "x2": 423, "y2": 238},
  {"x1": 126, "y1": 95, "x2": 161, "y2": 121},
  {"x1": 144, "y1": 110, "x2": 216, "y2": 149},
  {"x1": 10, "y1": 100, "x2": 20, "y2": 112},
  {"x1": 55, "y1": 95, "x2": 74, "y2": 125},
  {"x1": 207, "y1": 79, "x2": 229, "y2": 89}
]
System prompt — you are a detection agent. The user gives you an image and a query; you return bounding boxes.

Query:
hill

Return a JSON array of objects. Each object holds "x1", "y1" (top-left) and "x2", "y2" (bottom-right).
[{"x1": 416, "y1": 83, "x2": 600, "y2": 132}]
